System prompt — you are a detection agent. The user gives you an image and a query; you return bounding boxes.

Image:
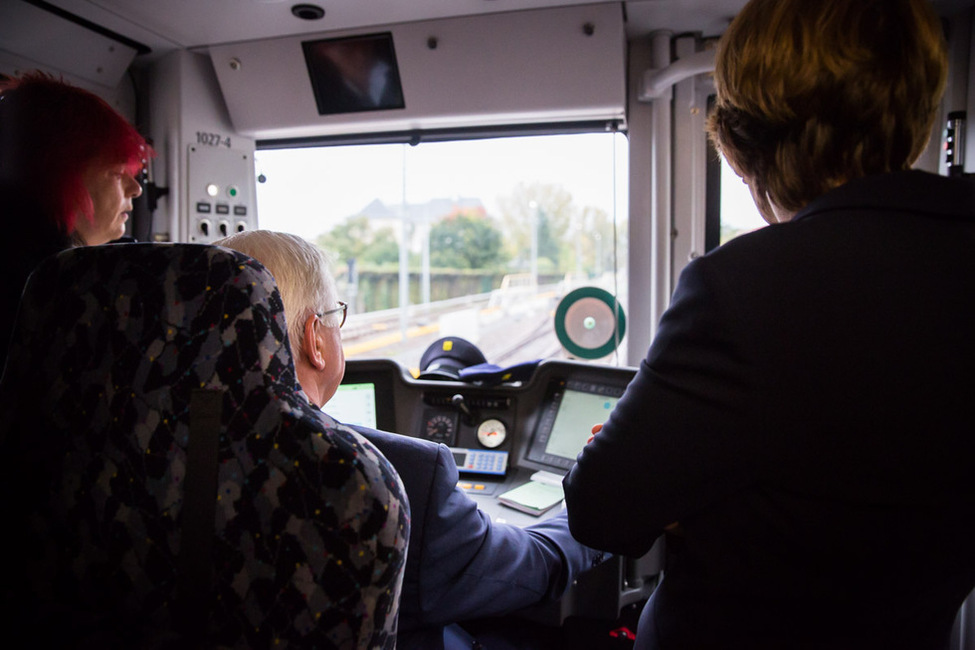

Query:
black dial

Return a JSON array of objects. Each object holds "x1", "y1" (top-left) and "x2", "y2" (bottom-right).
[{"x1": 424, "y1": 412, "x2": 457, "y2": 445}]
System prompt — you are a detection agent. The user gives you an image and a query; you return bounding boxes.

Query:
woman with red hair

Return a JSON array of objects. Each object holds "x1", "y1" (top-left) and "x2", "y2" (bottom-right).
[{"x1": 0, "y1": 71, "x2": 153, "y2": 369}]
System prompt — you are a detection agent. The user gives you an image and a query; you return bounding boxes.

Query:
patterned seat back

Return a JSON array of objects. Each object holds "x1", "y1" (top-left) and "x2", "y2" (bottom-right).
[{"x1": 0, "y1": 243, "x2": 408, "y2": 649}]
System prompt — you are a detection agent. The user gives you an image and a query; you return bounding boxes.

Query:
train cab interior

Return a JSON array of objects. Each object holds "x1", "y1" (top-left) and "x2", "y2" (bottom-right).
[{"x1": 2, "y1": 0, "x2": 975, "y2": 647}]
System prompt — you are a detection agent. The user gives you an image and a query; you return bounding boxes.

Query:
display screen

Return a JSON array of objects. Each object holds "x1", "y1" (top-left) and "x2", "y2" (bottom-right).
[
  {"x1": 525, "y1": 379, "x2": 625, "y2": 472},
  {"x1": 326, "y1": 382, "x2": 378, "y2": 429},
  {"x1": 302, "y1": 32, "x2": 406, "y2": 116},
  {"x1": 544, "y1": 388, "x2": 619, "y2": 459}
]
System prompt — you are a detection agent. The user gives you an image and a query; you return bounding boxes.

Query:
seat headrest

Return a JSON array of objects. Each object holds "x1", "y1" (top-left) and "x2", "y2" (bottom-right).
[{"x1": 4, "y1": 242, "x2": 296, "y2": 405}]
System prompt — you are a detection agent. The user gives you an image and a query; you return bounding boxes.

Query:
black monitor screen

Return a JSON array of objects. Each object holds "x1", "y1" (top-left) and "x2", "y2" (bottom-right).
[
  {"x1": 525, "y1": 379, "x2": 624, "y2": 472},
  {"x1": 302, "y1": 32, "x2": 406, "y2": 116}
]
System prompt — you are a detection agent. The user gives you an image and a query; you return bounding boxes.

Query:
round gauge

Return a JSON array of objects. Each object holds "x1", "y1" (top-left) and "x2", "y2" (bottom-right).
[
  {"x1": 424, "y1": 413, "x2": 456, "y2": 445},
  {"x1": 476, "y1": 418, "x2": 507, "y2": 449}
]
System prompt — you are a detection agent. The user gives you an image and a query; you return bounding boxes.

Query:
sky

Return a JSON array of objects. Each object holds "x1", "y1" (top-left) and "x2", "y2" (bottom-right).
[{"x1": 720, "y1": 158, "x2": 766, "y2": 230}]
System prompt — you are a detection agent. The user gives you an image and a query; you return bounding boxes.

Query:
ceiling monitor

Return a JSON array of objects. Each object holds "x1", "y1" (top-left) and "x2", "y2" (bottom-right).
[{"x1": 302, "y1": 32, "x2": 406, "y2": 116}]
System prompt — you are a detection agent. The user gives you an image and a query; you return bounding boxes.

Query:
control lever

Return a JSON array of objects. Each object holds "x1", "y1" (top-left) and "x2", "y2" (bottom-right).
[{"x1": 451, "y1": 394, "x2": 475, "y2": 425}]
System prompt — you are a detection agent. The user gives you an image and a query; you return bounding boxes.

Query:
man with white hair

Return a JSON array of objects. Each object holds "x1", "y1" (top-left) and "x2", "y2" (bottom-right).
[{"x1": 216, "y1": 229, "x2": 606, "y2": 650}]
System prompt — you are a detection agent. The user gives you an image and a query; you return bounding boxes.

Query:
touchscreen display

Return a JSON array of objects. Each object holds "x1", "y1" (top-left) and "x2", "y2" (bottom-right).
[
  {"x1": 326, "y1": 382, "x2": 378, "y2": 429},
  {"x1": 544, "y1": 388, "x2": 619, "y2": 459},
  {"x1": 525, "y1": 379, "x2": 625, "y2": 472}
]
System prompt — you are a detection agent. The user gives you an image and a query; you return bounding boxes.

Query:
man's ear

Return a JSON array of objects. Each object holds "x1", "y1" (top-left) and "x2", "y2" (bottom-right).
[{"x1": 302, "y1": 313, "x2": 327, "y2": 370}]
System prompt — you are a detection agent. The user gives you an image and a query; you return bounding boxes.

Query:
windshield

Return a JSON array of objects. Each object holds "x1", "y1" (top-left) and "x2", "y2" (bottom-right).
[{"x1": 255, "y1": 132, "x2": 629, "y2": 374}]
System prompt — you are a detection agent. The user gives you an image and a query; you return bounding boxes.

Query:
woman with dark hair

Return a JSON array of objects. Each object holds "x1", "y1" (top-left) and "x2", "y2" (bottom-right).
[
  {"x1": 0, "y1": 71, "x2": 152, "y2": 368},
  {"x1": 564, "y1": 1, "x2": 975, "y2": 648}
]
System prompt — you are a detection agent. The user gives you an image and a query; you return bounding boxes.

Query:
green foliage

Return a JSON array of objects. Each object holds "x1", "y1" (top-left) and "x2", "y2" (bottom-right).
[
  {"x1": 429, "y1": 210, "x2": 506, "y2": 269},
  {"x1": 316, "y1": 215, "x2": 399, "y2": 265},
  {"x1": 497, "y1": 184, "x2": 573, "y2": 272},
  {"x1": 497, "y1": 182, "x2": 621, "y2": 275},
  {"x1": 314, "y1": 185, "x2": 623, "y2": 283},
  {"x1": 574, "y1": 205, "x2": 619, "y2": 277}
]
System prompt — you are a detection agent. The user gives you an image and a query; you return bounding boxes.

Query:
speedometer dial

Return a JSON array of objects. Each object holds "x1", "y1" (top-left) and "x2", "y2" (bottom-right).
[{"x1": 476, "y1": 418, "x2": 507, "y2": 448}]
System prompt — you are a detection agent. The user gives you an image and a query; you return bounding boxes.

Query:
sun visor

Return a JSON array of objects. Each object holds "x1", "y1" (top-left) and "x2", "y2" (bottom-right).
[{"x1": 0, "y1": 1, "x2": 139, "y2": 91}]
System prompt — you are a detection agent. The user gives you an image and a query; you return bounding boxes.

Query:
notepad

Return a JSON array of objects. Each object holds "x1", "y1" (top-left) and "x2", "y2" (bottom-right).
[{"x1": 497, "y1": 480, "x2": 565, "y2": 516}]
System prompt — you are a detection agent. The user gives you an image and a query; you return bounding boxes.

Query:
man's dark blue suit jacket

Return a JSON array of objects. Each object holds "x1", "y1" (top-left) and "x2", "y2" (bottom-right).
[{"x1": 353, "y1": 425, "x2": 605, "y2": 649}]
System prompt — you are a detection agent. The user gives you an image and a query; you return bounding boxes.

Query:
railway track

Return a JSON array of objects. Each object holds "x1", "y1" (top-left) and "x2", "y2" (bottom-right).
[{"x1": 340, "y1": 289, "x2": 565, "y2": 369}]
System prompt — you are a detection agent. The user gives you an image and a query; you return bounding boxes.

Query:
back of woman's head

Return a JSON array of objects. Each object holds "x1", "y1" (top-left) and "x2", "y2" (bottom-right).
[
  {"x1": 0, "y1": 71, "x2": 151, "y2": 234},
  {"x1": 707, "y1": 0, "x2": 948, "y2": 218}
]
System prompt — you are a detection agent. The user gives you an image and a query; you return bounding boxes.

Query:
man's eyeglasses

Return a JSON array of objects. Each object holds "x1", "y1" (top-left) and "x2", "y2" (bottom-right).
[{"x1": 316, "y1": 301, "x2": 348, "y2": 329}]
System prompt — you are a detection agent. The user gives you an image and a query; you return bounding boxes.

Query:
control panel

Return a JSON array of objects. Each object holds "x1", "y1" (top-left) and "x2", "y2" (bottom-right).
[
  {"x1": 334, "y1": 357, "x2": 663, "y2": 627},
  {"x1": 187, "y1": 145, "x2": 256, "y2": 242},
  {"x1": 417, "y1": 390, "x2": 514, "y2": 474},
  {"x1": 337, "y1": 357, "x2": 638, "y2": 500}
]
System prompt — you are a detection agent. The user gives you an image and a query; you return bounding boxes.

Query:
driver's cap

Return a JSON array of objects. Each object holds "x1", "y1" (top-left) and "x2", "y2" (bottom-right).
[{"x1": 418, "y1": 337, "x2": 487, "y2": 380}]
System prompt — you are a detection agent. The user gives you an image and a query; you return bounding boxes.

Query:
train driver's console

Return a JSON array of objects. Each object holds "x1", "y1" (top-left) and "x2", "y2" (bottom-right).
[{"x1": 330, "y1": 357, "x2": 664, "y2": 626}]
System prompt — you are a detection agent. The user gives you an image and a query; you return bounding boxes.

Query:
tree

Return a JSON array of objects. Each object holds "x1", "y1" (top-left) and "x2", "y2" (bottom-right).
[
  {"x1": 317, "y1": 215, "x2": 399, "y2": 266},
  {"x1": 497, "y1": 183, "x2": 573, "y2": 272},
  {"x1": 429, "y1": 211, "x2": 505, "y2": 269},
  {"x1": 573, "y1": 206, "x2": 621, "y2": 277}
]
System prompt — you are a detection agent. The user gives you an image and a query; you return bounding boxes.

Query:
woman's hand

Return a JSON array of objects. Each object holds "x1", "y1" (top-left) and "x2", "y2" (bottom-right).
[{"x1": 587, "y1": 423, "x2": 602, "y2": 444}]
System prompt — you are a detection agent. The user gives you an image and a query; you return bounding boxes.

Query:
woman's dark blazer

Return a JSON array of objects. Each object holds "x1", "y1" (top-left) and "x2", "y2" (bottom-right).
[{"x1": 565, "y1": 170, "x2": 975, "y2": 649}]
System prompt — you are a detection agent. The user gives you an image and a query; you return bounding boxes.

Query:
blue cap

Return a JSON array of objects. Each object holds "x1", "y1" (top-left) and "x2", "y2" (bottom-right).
[{"x1": 458, "y1": 359, "x2": 541, "y2": 385}]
